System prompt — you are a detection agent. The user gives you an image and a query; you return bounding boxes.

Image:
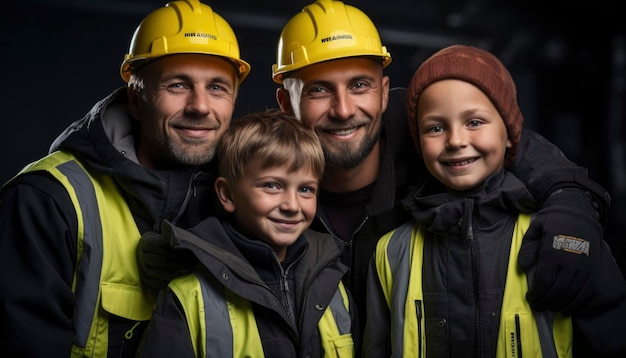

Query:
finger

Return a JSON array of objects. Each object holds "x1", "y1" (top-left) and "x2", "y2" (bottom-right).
[
  {"x1": 139, "y1": 242, "x2": 175, "y2": 256},
  {"x1": 525, "y1": 260, "x2": 559, "y2": 310},
  {"x1": 528, "y1": 266, "x2": 586, "y2": 311}
]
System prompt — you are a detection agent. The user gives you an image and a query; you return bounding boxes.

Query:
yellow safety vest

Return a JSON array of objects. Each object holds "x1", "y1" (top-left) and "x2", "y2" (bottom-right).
[
  {"x1": 14, "y1": 150, "x2": 156, "y2": 357},
  {"x1": 170, "y1": 268, "x2": 354, "y2": 357},
  {"x1": 375, "y1": 214, "x2": 573, "y2": 357}
]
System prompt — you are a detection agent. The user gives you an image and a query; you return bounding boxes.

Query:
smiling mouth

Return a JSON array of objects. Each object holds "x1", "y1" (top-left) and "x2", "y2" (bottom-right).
[
  {"x1": 445, "y1": 158, "x2": 477, "y2": 166},
  {"x1": 321, "y1": 126, "x2": 361, "y2": 138},
  {"x1": 271, "y1": 218, "x2": 300, "y2": 225},
  {"x1": 331, "y1": 128, "x2": 357, "y2": 136},
  {"x1": 174, "y1": 125, "x2": 216, "y2": 139},
  {"x1": 270, "y1": 218, "x2": 302, "y2": 231}
]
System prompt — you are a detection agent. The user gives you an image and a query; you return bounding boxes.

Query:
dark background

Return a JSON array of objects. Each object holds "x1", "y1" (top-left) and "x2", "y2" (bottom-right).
[{"x1": 2, "y1": 0, "x2": 625, "y2": 272}]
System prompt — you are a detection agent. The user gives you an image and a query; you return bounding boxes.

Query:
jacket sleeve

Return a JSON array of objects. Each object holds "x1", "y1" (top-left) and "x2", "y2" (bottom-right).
[
  {"x1": 136, "y1": 287, "x2": 197, "y2": 357},
  {"x1": 571, "y1": 241, "x2": 626, "y2": 357},
  {"x1": 509, "y1": 128, "x2": 610, "y2": 222},
  {"x1": 0, "y1": 174, "x2": 78, "y2": 356},
  {"x1": 362, "y1": 255, "x2": 392, "y2": 358}
]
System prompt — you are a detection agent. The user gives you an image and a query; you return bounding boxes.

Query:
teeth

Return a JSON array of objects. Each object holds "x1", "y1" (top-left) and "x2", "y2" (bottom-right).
[
  {"x1": 331, "y1": 128, "x2": 356, "y2": 136},
  {"x1": 448, "y1": 159, "x2": 474, "y2": 166}
]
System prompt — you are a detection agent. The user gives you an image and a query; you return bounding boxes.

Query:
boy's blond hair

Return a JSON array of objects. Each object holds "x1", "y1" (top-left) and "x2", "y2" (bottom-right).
[{"x1": 218, "y1": 109, "x2": 325, "y2": 183}]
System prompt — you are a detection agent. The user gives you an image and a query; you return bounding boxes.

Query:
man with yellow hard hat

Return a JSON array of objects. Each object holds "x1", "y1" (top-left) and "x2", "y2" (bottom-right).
[
  {"x1": 272, "y1": 0, "x2": 610, "y2": 348},
  {"x1": 0, "y1": 1, "x2": 249, "y2": 356}
]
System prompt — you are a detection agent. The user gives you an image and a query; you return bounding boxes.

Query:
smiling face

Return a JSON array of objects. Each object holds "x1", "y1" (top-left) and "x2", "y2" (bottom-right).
[
  {"x1": 417, "y1": 79, "x2": 511, "y2": 192},
  {"x1": 216, "y1": 161, "x2": 319, "y2": 261},
  {"x1": 280, "y1": 57, "x2": 389, "y2": 170},
  {"x1": 128, "y1": 54, "x2": 238, "y2": 169}
]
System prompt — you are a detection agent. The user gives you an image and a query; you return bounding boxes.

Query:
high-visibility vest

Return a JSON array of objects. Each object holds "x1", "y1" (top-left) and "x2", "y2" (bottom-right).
[
  {"x1": 169, "y1": 269, "x2": 354, "y2": 357},
  {"x1": 375, "y1": 214, "x2": 573, "y2": 358},
  {"x1": 12, "y1": 151, "x2": 156, "y2": 357}
]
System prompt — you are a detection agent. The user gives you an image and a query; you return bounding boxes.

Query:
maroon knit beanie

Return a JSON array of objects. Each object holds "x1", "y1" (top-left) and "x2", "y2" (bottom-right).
[{"x1": 406, "y1": 45, "x2": 523, "y2": 167}]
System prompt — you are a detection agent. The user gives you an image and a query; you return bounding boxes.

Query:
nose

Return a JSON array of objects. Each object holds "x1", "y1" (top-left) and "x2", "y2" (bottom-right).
[
  {"x1": 279, "y1": 190, "x2": 301, "y2": 213},
  {"x1": 185, "y1": 88, "x2": 211, "y2": 117},
  {"x1": 329, "y1": 88, "x2": 356, "y2": 120},
  {"x1": 446, "y1": 126, "x2": 467, "y2": 149}
]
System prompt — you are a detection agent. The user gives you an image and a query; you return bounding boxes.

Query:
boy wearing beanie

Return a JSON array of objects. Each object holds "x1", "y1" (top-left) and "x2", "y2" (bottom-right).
[{"x1": 363, "y1": 45, "x2": 626, "y2": 358}]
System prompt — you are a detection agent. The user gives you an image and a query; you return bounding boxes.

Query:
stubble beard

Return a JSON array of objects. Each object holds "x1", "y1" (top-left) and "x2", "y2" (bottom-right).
[
  {"x1": 322, "y1": 127, "x2": 380, "y2": 170},
  {"x1": 169, "y1": 137, "x2": 217, "y2": 167}
]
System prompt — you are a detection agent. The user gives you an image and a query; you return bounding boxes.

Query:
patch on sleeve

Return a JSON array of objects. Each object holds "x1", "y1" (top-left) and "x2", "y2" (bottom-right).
[{"x1": 552, "y1": 235, "x2": 589, "y2": 256}]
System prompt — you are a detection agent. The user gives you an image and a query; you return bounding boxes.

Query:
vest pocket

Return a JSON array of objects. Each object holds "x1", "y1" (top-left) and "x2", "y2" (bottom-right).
[
  {"x1": 502, "y1": 312, "x2": 539, "y2": 358},
  {"x1": 101, "y1": 282, "x2": 156, "y2": 321},
  {"x1": 328, "y1": 334, "x2": 354, "y2": 357}
]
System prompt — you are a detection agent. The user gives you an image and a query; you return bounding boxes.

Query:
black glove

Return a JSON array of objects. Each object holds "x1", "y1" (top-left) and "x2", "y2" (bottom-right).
[
  {"x1": 518, "y1": 188, "x2": 603, "y2": 314},
  {"x1": 136, "y1": 230, "x2": 193, "y2": 291}
]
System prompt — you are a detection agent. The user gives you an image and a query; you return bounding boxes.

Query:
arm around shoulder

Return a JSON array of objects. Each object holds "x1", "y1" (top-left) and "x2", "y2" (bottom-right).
[
  {"x1": 513, "y1": 128, "x2": 611, "y2": 313},
  {"x1": 510, "y1": 128, "x2": 609, "y2": 219}
]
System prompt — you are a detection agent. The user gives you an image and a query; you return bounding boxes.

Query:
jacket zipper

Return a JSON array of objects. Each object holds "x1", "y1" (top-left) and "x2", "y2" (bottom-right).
[
  {"x1": 463, "y1": 198, "x2": 482, "y2": 358},
  {"x1": 514, "y1": 313, "x2": 523, "y2": 358},
  {"x1": 281, "y1": 266, "x2": 296, "y2": 324},
  {"x1": 415, "y1": 300, "x2": 423, "y2": 358},
  {"x1": 170, "y1": 172, "x2": 198, "y2": 226}
]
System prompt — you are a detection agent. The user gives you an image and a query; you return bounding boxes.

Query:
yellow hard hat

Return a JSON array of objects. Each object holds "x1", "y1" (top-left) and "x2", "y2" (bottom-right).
[
  {"x1": 120, "y1": 0, "x2": 250, "y2": 83},
  {"x1": 272, "y1": 0, "x2": 391, "y2": 84}
]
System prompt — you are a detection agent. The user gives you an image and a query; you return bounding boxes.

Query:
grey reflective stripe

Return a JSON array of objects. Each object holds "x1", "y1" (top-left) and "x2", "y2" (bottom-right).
[
  {"x1": 57, "y1": 161, "x2": 103, "y2": 347},
  {"x1": 198, "y1": 274, "x2": 233, "y2": 357},
  {"x1": 328, "y1": 288, "x2": 351, "y2": 335},
  {"x1": 535, "y1": 311, "x2": 559, "y2": 358},
  {"x1": 384, "y1": 222, "x2": 415, "y2": 356},
  {"x1": 524, "y1": 267, "x2": 559, "y2": 358}
]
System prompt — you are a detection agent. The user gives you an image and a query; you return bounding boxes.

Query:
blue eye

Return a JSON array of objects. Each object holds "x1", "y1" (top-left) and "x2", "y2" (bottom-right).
[
  {"x1": 468, "y1": 119, "x2": 482, "y2": 127},
  {"x1": 429, "y1": 125, "x2": 444, "y2": 133}
]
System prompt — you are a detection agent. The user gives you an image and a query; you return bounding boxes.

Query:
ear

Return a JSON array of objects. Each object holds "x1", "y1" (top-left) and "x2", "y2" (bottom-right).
[
  {"x1": 506, "y1": 138, "x2": 513, "y2": 148},
  {"x1": 276, "y1": 87, "x2": 292, "y2": 112},
  {"x1": 381, "y1": 75, "x2": 390, "y2": 113},
  {"x1": 127, "y1": 87, "x2": 142, "y2": 121},
  {"x1": 215, "y1": 177, "x2": 236, "y2": 213}
]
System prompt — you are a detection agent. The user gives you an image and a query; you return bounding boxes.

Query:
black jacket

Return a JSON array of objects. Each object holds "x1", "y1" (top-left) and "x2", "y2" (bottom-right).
[
  {"x1": 0, "y1": 88, "x2": 219, "y2": 358},
  {"x1": 137, "y1": 217, "x2": 354, "y2": 357}
]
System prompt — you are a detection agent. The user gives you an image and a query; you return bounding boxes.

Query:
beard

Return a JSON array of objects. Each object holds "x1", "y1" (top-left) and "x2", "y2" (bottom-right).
[
  {"x1": 168, "y1": 136, "x2": 217, "y2": 167},
  {"x1": 142, "y1": 132, "x2": 217, "y2": 169},
  {"x1": 321, "y1": 125, "x2": 381, "y2": 170}
]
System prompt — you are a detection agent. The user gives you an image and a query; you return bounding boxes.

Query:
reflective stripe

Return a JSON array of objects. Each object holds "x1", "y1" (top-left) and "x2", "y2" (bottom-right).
[
  {"x1": 170, "y1": 272, "x2": 264, "y2": 357},
  {"x1": 380, "y1": 222, "x2": 417, "y2": 356},
  {"x1": 57, "y1": 160, "x2": 103, "y2": 347},
  {"x1": 199, "y1": 274, "x2": 234, "y2": 357},
  {"x1": 536, "y1": 311, "x2": 558, "y2": 358},
  {"x1": 328, "y1": 283, "x2": 351, "y2": 335}
]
